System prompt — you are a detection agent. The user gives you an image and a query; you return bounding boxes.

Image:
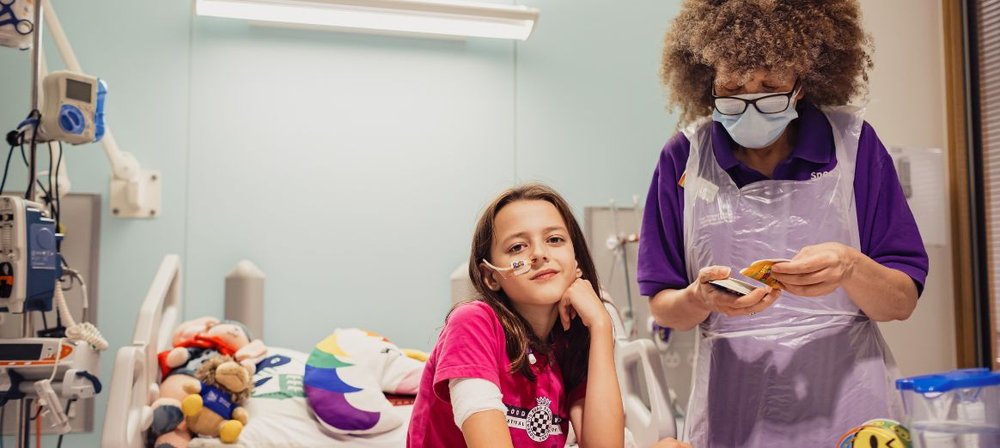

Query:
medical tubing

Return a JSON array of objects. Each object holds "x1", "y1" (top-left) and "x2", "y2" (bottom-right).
[
  {"x1": 62, "y1": 268, "x2": 87, "y2": 321},
  {"x1": 53, "y1": 280, "x2": 106, "y2": 350},
  {"x1": 53, "y1": 281, "x2": 75, "y2": 328},
  {"x1": 48, "y1": 337, "x2": 65, "y2": 382}
]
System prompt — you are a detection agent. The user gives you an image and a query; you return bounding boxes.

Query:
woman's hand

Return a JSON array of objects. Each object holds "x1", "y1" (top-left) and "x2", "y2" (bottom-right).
[
  {"x1": 691, "y1": 266, "x2": 780, "y2": 317},
  {"x1": 652, "y1": 438, "x2": 693, "y2": 448},
  {"x1": 559, "y1": 278, "x2": 612, "y2": 331},
  {"x1": 770, "y1": 242, "x2": 858, "y2": 297}
]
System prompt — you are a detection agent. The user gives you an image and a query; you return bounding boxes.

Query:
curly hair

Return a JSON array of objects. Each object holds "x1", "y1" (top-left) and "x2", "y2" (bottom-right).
[{"x1": 661, "y1": 0, "x2": 874, "y2": 124}]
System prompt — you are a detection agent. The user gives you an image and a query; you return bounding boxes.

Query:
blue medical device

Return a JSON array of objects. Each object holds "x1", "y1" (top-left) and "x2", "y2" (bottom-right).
[
  {"x1": 40, "y1": 70, "x2": 107, "y2": 145},
  {"x1": 0, "y1": 196, "x2": 61, "y2": 314}
]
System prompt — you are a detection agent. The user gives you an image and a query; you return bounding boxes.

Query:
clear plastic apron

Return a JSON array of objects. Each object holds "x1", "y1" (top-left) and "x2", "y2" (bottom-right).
[{"x1": 680, "y1": 107, "x2": 901, "y2": 447}]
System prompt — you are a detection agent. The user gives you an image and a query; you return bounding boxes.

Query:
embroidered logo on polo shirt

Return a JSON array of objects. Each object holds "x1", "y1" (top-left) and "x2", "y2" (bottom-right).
[{"x1": 506, "y1": 397, "x2": 565, "y2": 442}]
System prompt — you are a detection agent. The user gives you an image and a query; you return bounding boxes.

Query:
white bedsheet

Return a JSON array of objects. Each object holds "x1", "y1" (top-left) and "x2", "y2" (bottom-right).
[
  {"x1": 188, "y1": 347, "x2": 412, "y2": 448},
  {"x1": 188, "y1": 405, "x2": 412, "y2": 448}
]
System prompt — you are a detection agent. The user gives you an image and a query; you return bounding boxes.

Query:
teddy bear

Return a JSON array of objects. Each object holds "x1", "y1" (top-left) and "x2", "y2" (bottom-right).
[
  {"x1": 180, "y1": 355, "x2": 253, "y2": 444},
  {"x1": 150, "y1": 318, "x2": 266, "y2": 448}
]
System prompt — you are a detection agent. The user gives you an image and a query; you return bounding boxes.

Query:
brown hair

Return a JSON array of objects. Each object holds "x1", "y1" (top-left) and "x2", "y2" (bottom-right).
[
  {"x1": 661, "y1": 0, "x2": 874, "y2": 125},
  {"x1": 461, "y1": 183, "x2": 600, "y2": 392}
]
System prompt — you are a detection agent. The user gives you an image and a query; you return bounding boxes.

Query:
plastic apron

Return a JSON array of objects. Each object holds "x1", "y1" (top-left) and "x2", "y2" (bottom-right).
[{"x1": 680, "y1": 107, "x2": 901, "y2": 447}]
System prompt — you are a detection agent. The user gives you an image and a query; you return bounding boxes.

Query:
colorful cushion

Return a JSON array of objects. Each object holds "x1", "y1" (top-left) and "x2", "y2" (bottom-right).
[{"x1": 304, "y1": 329, "x2": 424, "y2": 435}]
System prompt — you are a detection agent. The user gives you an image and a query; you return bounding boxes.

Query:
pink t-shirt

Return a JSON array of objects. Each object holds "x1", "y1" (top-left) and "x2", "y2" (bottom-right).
[{"x1": 407, "y1": 301, "x2": 582, "y2": 448}]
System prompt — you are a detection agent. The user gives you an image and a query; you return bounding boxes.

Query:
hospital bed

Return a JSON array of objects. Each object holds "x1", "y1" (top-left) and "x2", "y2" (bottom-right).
[{"x1": 103, "y1": 255, "x2": 677, "y2": 447}]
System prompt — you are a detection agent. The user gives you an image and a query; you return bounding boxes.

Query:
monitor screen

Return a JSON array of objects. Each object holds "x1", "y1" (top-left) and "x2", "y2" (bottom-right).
[
  {"x1": 65, "y1": 78, "x2": 92, "y2": 103},
  {"x1": 0, "y1": 343, "x2": 42, "y2": 361}
]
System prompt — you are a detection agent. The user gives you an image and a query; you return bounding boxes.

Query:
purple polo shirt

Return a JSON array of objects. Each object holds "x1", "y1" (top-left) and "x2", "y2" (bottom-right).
[{"x1": 637, "y1": 102, "x2": 929, "y2": 299}]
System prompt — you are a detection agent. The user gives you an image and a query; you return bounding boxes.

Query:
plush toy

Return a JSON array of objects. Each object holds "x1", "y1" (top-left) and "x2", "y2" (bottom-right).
[
  {"x1": 150, "y1": 318, "x2": 267, "y2": 448},
  {"x1": 181, "y1": 355, "x2": 253, "y2": 444},
  {"x1": 304, "y1": 328, "x2": 424, "y2": 436}
]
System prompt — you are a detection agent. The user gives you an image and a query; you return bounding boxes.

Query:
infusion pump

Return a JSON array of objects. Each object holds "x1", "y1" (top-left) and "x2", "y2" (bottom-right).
[
  {"x1": 39, "y1": 70, "x2": 107, "y2": 145},
  {"x1": 0, "y1": 196, "x2": 59, "y2": 314}
]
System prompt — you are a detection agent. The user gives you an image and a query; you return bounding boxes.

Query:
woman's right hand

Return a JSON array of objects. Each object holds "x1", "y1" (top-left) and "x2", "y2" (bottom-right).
[
  {"x1": 690, "y1": 266, "x2": 781, "y2": 317},
  {"x1": 652, "y1": 438, "x2": 693, "y2": 448}
]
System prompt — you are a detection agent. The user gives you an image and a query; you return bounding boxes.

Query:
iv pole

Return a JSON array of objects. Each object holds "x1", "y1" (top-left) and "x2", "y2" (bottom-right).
[
  {"x1": 8, "y1": 2, "x2": 113, "y2": 445},
  {"x1": 13, "y1": 0, "x2": 45, "y2": 445}
]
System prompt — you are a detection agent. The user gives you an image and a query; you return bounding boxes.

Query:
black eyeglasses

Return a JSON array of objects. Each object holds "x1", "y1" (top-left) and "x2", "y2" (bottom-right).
[{"x1": 712, "y1": 80, "x2": 800, "y2": 116}]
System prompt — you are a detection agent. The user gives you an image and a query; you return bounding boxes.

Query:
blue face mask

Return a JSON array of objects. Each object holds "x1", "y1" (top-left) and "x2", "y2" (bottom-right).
[{"x1": 712, "y1": 92, "x2": 799, "y2": 149}]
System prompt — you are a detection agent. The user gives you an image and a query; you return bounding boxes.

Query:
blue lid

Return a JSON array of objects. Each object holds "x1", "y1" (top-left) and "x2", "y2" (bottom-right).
[{"x1": 896, "y1": 368, "x2": 1000, "y2": 393}]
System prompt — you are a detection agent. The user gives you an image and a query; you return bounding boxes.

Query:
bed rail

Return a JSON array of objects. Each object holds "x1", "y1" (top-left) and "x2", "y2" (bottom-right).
[
  {"x1": 616, "y1": 338, "x2": 678, "y2": 447},
  {"x1": 102, "y1": 254, "x2": 182, "y2": 448}
]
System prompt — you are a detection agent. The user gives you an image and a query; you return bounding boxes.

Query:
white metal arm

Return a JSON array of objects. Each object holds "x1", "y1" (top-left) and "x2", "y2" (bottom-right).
[{"x1": 40, "y1": 0, "x2": 161, "y2": 218}]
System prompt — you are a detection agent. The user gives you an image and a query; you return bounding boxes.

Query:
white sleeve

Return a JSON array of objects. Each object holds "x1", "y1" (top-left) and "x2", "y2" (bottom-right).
[{"x1": 448, "y1": 377, "x2": 508, "y2": 430}]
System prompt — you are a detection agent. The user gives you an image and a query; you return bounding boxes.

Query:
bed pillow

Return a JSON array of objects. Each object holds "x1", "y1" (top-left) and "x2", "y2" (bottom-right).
[{"x1": 304, "y1": 328, "x2": 423, "y2": 436}]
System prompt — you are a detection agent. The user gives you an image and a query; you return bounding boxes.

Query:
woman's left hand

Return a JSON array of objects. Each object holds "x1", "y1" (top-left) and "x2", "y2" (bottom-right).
[
  {"x1": 770, "y1": 242, "x2": 859, "y2": 297},
  {"x1": 559, "y1": 278, "x2": 611, "y2": 331}
]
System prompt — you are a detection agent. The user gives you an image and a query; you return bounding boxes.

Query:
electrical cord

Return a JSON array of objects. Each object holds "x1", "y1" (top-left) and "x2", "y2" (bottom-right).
[
  {"x1": 52, "y1": 141, "x2": 62, "y2": 230},
  {"x1": 55, "y1": 399, "x2": 74, "y2": 448},
  {"x1": 46, "y1": 139, "x2": 52, "y2": 207},
  {"x1": 19, "y1": 144, "x2": 49, "y2": 201},
  {"x1": 24, "y1": 110, "x2": 41, "y2": 202},
  {"x1": 34, "y1": 402, "x2": 39, "y2": 448},
  {"x1": 42, "y1": 141, "x2": 61, "y2": 228},
  {"x1": 0, "y1": 139, "x2": 16, "y2": 196}
]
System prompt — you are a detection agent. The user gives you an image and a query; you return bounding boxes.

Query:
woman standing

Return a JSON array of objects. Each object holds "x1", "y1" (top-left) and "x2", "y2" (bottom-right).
[{"x1": 638, "y1": 1, "x2": 929, "y2": 446}]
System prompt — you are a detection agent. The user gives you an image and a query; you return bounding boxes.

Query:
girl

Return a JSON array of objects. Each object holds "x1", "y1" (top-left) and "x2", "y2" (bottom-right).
[{"x1": 407, "y1": 183, "x2": 625, "y2": 448}]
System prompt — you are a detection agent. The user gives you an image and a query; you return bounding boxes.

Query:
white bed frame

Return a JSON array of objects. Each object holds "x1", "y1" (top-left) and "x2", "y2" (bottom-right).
[
  {"x1": 103, "y1": 256, "x2": 678, "y2": 448},
  {"x1": 616, "y1": 338, "x2": 678, "y2": 447},
  {"x1": 102, "y1": 255, "x2": 182, "y2": 448}
]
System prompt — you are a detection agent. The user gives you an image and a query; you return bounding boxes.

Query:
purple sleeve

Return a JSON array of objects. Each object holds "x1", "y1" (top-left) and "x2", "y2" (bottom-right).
[
  {"x1": 431, "y1": 303, "x2": 503, "y2": 402},
  {"x1": 854, "y1": 123, "x2": 929, "y2": 295},
  {"x1": 637, "y1": 133, "x2": 691, "y2": 297}
]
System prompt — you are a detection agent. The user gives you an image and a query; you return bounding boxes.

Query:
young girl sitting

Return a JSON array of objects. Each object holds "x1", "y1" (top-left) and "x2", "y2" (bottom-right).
[{"x1": 407, "y1": 183, "x2": 625, "y2": 448}]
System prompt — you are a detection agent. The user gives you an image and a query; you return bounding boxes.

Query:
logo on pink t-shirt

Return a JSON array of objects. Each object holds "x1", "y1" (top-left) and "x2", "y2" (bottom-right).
[{"x1": 506, "y1": 396, "x2": 564, "y2": 442}]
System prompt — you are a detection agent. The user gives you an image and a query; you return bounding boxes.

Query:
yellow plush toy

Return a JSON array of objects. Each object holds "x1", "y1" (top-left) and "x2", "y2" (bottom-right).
[{"x1": 181, "y1": 355, "x2": 253, "y2": 444}]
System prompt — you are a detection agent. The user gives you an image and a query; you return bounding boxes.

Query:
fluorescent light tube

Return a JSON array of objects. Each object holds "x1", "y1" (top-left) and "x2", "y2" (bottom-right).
[{"x1": 194, "y1": 0, "x2": 539, "y2": 40}]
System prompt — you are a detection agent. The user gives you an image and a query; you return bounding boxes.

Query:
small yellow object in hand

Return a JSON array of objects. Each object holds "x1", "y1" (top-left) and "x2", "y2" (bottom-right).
[{"x1": 739, "y1": 259, "x2": 789, "y2": 289}]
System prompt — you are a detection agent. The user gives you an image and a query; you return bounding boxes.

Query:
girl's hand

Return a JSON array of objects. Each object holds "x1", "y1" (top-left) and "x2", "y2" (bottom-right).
[
  {"x1": 691, "y1": 266, "x2": 780, "y2": 317},
  {"x1": 770, "y1": 242, "x2": 858, "y2": 297},
  {"x1": 558, "y1": 278, "x2": 611, "y2": 331}
]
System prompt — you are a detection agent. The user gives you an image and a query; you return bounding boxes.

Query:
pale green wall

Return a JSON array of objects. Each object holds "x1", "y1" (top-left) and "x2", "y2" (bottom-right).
[{"x1": 0, "y1": 0, "x2": 679, "y2": 444}]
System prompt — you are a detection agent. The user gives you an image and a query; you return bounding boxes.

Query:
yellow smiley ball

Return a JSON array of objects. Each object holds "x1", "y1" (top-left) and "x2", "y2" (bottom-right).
[{"x1": 852, "y1": 426, "x2": 911, "y2": 448}]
